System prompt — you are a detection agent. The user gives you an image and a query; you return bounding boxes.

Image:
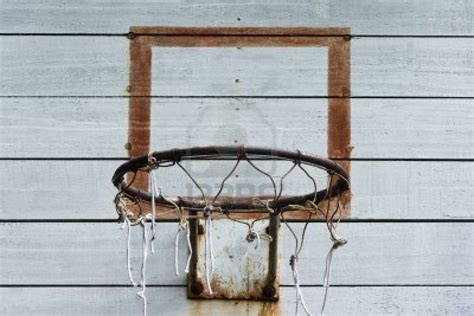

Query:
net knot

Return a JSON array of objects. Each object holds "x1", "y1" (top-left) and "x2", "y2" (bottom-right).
[
  {"x1": 252, "y1": 198, "x2": 275, "y2": 214},
  {"x1": 171, "y1": 148, "x2": 181, "y2": 163},
  {"x1": 178, "y1": 216, "x2": 188, "y2": 230},
  {"x1": 331, "y1": 236, "x2": 347, "y2": 249},
  {"x1": 246, "y1": 230, "x2": 258, "y2": 242},
  {"x1": 147, "y1": 152, "x2": 159, "y2": 170},
  {"x1": 289, "y1": 254, "x2": 298, "y2": 267},
  {"x1": 203, "y1": 205, "x2": 220, "y2": 217},
  {"x1": 237, "y1": 145, "x2": 246, "y2": 159},
  {"x1": 295, "y1": 149, "x2": 303, "y2": 165}
]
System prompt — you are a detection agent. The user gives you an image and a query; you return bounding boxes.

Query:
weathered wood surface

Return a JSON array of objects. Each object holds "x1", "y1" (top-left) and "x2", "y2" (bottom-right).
[
  {"x1": 1, "y1": 222, "x2": 472, "y2": 285},
  {"x1": 1, "y1": 37, "x2": 473, "y2": 96},
  {"x1": 1, "y1": 286, "x2": 473, "y2": 315},
  {"x1": 1, "y1": 1, "x2": 473, "y2": 313},
  {"x1": 1, "y1": 160, "x2": 472, "y2": 220},
  {"x1": 1, "y1": 0, "x2": 472, "y2": 35},
  {"x1": 1, "y1": 98, "x2": 472, "y2": 158}
]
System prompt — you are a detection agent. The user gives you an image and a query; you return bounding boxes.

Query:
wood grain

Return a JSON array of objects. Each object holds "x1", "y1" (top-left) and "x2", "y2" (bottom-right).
[
  {"x1": 0, "y1": 222, "x2": 472, "y2": 285},
  {"x1": 1, "y1": 0, "x2": 472, "y2": 35},
  {"x1": 1, "y1": 98, "x2": 472, "y2": 158},
  {"x1": 1, "y1": 286, "x2": 472, "y2": 315},
  {"x1": 1, "y1": 37, "x2": 473, "y2": 96},
  {"x1": 1, "y1": 0, "x2": 473, "y2": 312},
  {"x1": 1, "y1": 160, "x2": 472, "y2": 220}
]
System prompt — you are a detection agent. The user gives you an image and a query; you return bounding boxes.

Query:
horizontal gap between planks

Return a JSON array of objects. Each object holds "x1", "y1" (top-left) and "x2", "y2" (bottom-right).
[
  {"x1": 1, "y1": 219, "x2": 473, "y2": 223},
  {"x1": 1, "y1": 157, "x2": 473, "y2": 162},
  {"x1": 1, "y1": 284, "x2": 472, "y2": 288},
  {"x1": 1, "y1": 95, "x2": 474, "y2": 99},
  {"x1": 0, "y1": 33, "x2": 473, "y2": 39}
]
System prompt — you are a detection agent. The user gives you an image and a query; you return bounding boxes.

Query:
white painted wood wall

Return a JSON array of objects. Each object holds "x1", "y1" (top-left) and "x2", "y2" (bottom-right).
[{"x1": 1, "y1": 1, "x2": 473, "y2": 315}]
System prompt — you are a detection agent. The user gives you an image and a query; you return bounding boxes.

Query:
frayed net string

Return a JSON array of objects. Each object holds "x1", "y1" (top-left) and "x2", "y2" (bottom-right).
[
  {"x1": 283, "y1": 217, "x2": 314, "y2": 316},
  {"x1": 121, "y1": 217, "x2": 138, "y2": 287},
  {"x1": 136, "y1": 218, "x2": 150, "y2": 316},
  {"x1": 154, "y1": 190, "x2": 189, "y2": 277},
  {"x1": 320, "y1": 234, "x2": 346, "y2": 316},
  {"x1": 184, "y1": 220, "x2": 193, "y2": 274},
  {"x1": 174, "y1": 217, "x2": 193, "y2": 276},
  {"x1": 204, "y1": 212, "x2": 215, "y2": 295},
  {"x1": 245, "y1": 229, "x2": 273, "y2": 250},
  {"x1": 174, "y1": 226, "x2": 182, "y2": 276},
  {"x1": 251, "y1": 230, "x2": 261, "y2": 249},
  {"x1": 320, "y1": 194, "x2": 347, "y2": 316},
  {"x1": 148, "y1": 169, "x2": 159, "y2": 254},
  {"x1": 320, "y1": 244, "x2": 336, "y2": 316},
  {"x1": 290, "y1": 255, "x2": 314, "y2": 316}
]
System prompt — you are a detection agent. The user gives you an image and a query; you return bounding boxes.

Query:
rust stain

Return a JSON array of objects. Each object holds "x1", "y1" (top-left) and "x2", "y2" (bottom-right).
[
  {"x1": 130, "y1": 26, "x2": 350, "y2": 36},
  {"x1": 135, "y1": 36, "x2": 333, "y2": 47},
  {"x1": 128, "y1": 36, "x2": 152, "y2": 194},
  {"x1": 128, "y1": 27, "x2": 351, "y2": 220},
  {"x1": 258, "y1": 301, "x2": 282, "y2": 316}
]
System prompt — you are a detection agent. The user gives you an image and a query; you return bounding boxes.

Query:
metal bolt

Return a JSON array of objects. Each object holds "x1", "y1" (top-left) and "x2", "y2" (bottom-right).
[
  {"x1": 127, "y1": 32, "x2": 136, "y2": 40},
  {"x1": 124, "y1": 142, "x2": 132, "y2": 150},
  {"x1": 190, "y1": 282, "x2": 204, "y2": 295},
  {"x1": 343, "y1": 34, "x2": 351, "y2": 41},
  {"x1": 126, "y1": 85, "x2": 134, "y2": 92},
  {"x1": 345, "y1": 145, "x2": 355, "y2": 153},
  {"x1": 262, "y1": 284, "x2": 276, "y2": 299}
]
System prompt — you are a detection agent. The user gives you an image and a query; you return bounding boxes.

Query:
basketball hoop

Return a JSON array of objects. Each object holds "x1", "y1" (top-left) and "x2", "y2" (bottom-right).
[
  {"x1": 112, "y1": 145, "x2": 349, "y2": 213},
  {"x1": 112, "y1": 145, "x2": 350, "y2": 316}
]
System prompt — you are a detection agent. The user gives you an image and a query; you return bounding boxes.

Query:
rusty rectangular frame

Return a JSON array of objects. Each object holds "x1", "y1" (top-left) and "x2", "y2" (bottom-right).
[{"x1": 127, "y1": 27, "x2": 352, "y2": 219}]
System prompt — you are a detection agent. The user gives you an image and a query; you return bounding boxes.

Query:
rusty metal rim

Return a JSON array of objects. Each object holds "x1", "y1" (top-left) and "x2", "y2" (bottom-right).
[{"x1": 112, "y1": 146, "x2": 349, "y2": 210}]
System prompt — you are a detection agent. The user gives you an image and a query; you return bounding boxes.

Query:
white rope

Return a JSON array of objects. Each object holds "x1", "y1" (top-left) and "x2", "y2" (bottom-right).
[
  {"x1": 149, "y1": 169, "x2": 158, "y2": 254},
  {"x1": 121, "y1": 217, "x2": 137, "y2": 287},
  {"x1": 174, "y1": 226, "x2": 182, "y2": 276},
  {"x1": 136, "y1": 218, "x2": 149, "y2": 316},
  {"x1": 291, "y1": 256, "x2": 314, "y2": 316},
  {"x1": 204, "y1": 215, "x2": 214, "y2": 294},
  {"x1": 246, "y1": 226, "x2": 273, "y2": 250},
  {"x1": 209, "y1": 217, "x2": 215, "y2": 273},
  {"x1": 136, "y1": 291, "x2": 147, "y2": 316},
  {"x1": 253, "y1": 231, "x2": 261, "y2": 249},
  {"x1": 320, "y1": 242, "x2": 342, "y2": 316},
  {"x1": 184, "y1": 222, "x2": 192, "y2": 274},
  {"x1": 174, "y1": 218, "x2": 193, "y2": 275}
]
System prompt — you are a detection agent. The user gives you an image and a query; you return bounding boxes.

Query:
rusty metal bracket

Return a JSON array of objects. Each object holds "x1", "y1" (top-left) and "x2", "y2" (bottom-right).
[{"x1": 187, "y1": 212, "x2": 280, "y2": 301}]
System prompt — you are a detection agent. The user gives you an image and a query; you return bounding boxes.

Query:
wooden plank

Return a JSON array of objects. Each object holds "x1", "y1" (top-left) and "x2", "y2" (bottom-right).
[
  {"x1": 1, "y1": 98, "x2": 472, "y2": 158},
  {"x1": 0, "y1": 223, "x2": 472, "y2": 285},
  {"x1": 0, "y1": 37, "x2": 129, "y2": 97},
  {"x1": 1, "y1": 286, "x2": 472, "y2": 315},
  {"x1": 1, "y1": 37, "x2": 473, "y2": 96},
  {"x1": 0, "y1": 0, "x2": 472, "y2": 35},
  {"x1": 1, "y1": 160, "x2": 472, "y2": 220}
]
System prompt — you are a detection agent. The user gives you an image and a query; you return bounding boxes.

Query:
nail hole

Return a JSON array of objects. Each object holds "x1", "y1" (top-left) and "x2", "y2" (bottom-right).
[{"x1": 235, "y1": 79, "x2": 240, "y2": 83}]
